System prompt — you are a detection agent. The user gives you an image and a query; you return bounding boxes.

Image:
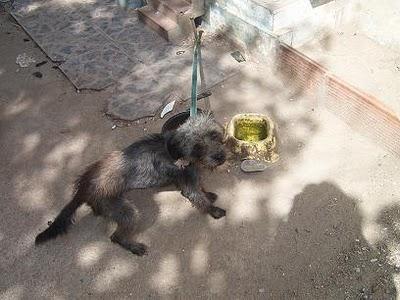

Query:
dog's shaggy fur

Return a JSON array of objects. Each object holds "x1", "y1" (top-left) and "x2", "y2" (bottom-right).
[{"x1": 35, "y1": 113, "x2": 226, "y2": 255}]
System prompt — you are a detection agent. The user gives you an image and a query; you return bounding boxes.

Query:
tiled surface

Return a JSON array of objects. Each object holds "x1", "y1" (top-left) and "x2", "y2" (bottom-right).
[
  {"x1": 11, "y1": 0, "x2": 240, "y2": 120},
  {"x1": 59, "y1": 43, "x2": 140, "y2": 90}
]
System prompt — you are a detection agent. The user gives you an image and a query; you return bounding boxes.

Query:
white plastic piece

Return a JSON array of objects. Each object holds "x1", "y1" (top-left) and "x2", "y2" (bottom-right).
[
  {"x1": 240, "y1": 159, "x2": 268, "y2": 173},
  {"x1": 160, "y1": 100, "x2": 176, "y2": 118}
]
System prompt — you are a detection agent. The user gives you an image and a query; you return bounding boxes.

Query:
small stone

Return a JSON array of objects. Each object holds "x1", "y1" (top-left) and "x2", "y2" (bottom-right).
[
  {"x1": 370, "y1": 258, "x2": 378, "y2": 263},
  {"x1": 355, "y1": 267, "x2": 361, "y2": 273},
  {"x1": 32, "y1": 71, "x2": 43, "y2": 78},
  {"x1": 60, "y1": 128, "x2": 71, "y2": 134},
  {"x1": 231, "y1": 51, "x2": 246, "y2": 63},
  {"x1": 35, "y1": 60, "x2": 47, "y2": 67},
  {"x1": 111, "y1": 124, "x2": 117, "y2": 130},
  {"x1": 16, "y1": 53, "x2": 36, "y2": 67},
  {"x1": 258, "y1": 288, "x2": 265, "y2": 293}
]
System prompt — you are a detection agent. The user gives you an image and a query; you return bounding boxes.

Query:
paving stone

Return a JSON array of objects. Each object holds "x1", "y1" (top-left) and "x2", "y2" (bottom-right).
[
  {"x1": 11, "y1": 0, "x2": 242, "y2": 119},
  {"x1": 60, "y1": 43, "x2": 140, "y2": 90}
]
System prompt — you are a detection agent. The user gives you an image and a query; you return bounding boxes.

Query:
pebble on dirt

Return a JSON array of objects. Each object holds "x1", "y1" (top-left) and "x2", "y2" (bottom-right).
[
  {"x1": 35, "y1": 60, "x2": 47, "y2": 67},
  {"x1": 32, "y1": 71, "x2": 43, "y2": 78},
  {"x1": 16, "y1": 53, "x2": 36, "y2": 67}
]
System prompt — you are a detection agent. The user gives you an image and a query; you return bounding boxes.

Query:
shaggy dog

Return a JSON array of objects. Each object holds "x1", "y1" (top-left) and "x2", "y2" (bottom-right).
[{"x1": 35, "y1": 113, "x2": 226, "y2": 255}]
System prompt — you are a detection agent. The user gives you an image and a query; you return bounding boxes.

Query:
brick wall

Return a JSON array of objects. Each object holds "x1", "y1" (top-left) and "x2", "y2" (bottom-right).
[{"x1": 277, "y1": 43, "x2": 400, "y2": 156}]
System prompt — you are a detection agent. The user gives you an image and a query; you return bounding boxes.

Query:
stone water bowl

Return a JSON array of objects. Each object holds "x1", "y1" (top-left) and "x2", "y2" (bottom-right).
[{"x1": 225, "y1": 113, "x2": 279, "y2": 163}]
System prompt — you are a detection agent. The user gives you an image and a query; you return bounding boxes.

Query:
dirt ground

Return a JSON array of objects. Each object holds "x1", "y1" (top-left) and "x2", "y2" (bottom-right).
[{"x1": 1, "y1": 9, "x2": 400, "y2": 299}]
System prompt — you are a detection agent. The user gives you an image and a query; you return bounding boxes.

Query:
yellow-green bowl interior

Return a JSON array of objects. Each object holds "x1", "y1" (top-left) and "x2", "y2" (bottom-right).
[{"x1": 233, "y1": 117, "x2": 269, "y2": 142}]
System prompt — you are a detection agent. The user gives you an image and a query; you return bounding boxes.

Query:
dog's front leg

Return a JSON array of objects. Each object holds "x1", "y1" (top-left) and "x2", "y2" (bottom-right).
[
  {"x1": 178, "y1": 165, "x2": 226, "y2": 219},
  {"x1": 201, "y1": 187, "x2": 218, "y2": 203}
]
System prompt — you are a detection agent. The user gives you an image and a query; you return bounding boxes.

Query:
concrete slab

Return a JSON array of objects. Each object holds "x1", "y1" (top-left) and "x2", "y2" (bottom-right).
[
  {"x1": 107, "y1": 39, "x2": 241, "y2": 120},
  {"x1": 59, "y1": 43, "x2": 140, "y2": 91},
  {"x1": 10, "y1": 0, "x2": 239, "y2": 118},
  {"x1": 205, "y1": 0, "x2": 356, "y2": 55}
]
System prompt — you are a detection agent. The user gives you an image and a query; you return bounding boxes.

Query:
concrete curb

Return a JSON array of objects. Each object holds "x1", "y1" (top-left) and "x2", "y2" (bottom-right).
[{"x1": 278, "y1": 43, "x2": 400, "y2": 156}]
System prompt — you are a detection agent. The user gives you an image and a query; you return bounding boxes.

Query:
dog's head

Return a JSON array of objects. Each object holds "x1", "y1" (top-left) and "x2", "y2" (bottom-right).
[{"x1": 165, "y1": 113, "x2": 226, "y2": 169}]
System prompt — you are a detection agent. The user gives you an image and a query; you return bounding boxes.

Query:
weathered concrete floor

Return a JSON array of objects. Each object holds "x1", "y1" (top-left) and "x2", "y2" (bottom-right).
[
  {"x1": 10, "y1": 0, "x2": 240, "y2": 120},
  {"x1": 2, "y1": 10, "x2": 400, "y2": 300}
]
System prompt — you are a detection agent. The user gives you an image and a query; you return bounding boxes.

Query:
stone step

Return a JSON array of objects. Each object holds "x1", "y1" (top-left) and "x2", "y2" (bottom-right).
[
  {"x1": 206, "y1": 0, "x2": 356, "y2": 54},
  {"x1": 149, "y1": 0, "x2": 191, "y2": 22},
  {"x1": 138, "y1": 5, "x2": 185, "y2": 42}
]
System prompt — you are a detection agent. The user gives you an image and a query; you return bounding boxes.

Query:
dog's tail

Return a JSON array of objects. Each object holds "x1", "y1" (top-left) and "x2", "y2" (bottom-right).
[{"x1": 35, "y1": 190, "x2": 85, "y2": 245}]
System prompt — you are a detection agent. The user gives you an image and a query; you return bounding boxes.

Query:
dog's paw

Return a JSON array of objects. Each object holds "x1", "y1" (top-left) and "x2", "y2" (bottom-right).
[
  {"x1": 111, "y1": 237, "x2": 148, "y2": 256},
  {"x1": 205, "y1": 192, "x2": 218, "y2": 203},
  {"x1": 208, "y1": 206, "x2": 226, "y2": 219},
  {"x1": 128, "y1": 242, "x2": 148, "y2": 256}
]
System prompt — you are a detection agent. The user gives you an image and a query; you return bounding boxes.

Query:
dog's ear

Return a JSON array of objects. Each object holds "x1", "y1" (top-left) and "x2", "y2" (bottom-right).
[
  {"x1": 165, "y1": 132, "x2": 183, "y2": 160},
  {"x1": 191, "y1": 143, "x2": 205, "y2": 159}
]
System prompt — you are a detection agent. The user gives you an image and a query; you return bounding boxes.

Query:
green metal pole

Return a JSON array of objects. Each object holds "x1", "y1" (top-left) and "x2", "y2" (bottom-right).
[{"x1": 190, "y1": 30, "x2": 203, "y2": 118}]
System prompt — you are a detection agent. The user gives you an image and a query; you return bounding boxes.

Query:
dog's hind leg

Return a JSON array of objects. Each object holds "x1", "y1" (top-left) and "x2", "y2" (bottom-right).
[{"x1": 104, "y1": 199, "x2": 148, "y2": 256}]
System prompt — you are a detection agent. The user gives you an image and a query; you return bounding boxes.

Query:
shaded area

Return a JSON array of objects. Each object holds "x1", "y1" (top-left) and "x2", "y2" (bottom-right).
[{"x1": 267, "y1": 182, "x2": 397, "y2": 299}]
